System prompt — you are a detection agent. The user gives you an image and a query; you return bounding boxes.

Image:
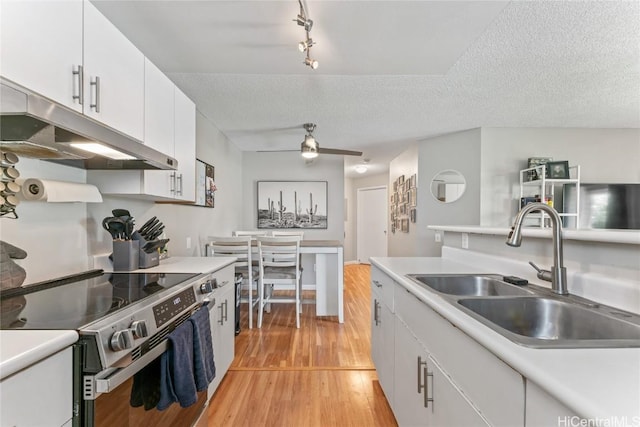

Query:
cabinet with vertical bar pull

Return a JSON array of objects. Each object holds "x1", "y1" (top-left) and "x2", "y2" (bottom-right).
[
  {"x1": 1, "y1": 0, "x2": 145, "y2": 141},
  {"x1": 370, "y1": 266, "x2": 395, "y2": 404},
  {"x1": 393, "y1": 286, "x2": 489, "y2": 426},
  {"x1": 207, "y1": 264, "x2": 235, "y2": 398}
]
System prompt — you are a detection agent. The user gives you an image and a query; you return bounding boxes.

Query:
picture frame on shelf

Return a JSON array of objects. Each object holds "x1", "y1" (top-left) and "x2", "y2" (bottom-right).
[
  {"x1": 546, "y1": 161, "x2": 570, "y2": 179},
  {"x1": 527, "y1": 157, "x2": 553, "y2": 181}
]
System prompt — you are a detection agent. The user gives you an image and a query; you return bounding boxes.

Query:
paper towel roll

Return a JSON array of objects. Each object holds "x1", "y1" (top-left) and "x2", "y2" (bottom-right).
[{"x1": 19, "y1": 178, "x2": 103, "y2": 203}]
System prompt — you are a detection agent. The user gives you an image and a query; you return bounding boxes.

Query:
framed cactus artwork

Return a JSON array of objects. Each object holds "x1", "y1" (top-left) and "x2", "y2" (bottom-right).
[{"x1": 257, "y1": 181, "x2": 328, "y2": 229}]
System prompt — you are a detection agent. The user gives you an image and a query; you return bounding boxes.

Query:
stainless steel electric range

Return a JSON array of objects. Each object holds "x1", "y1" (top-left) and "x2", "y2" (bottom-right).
[{"x1": 0, "y1": 269, "x2": 216, "y2": 427}]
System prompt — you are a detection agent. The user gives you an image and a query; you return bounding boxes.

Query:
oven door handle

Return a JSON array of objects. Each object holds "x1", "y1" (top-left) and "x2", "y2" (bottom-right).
[{"x1": 89, "y1": 341, "x2": 169, "y2": 397}]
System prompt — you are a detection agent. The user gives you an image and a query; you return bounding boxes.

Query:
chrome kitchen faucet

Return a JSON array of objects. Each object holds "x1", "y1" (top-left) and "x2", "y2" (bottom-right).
[{"x1": 506, "y1": 202, "x2": 569, "y2": 295}]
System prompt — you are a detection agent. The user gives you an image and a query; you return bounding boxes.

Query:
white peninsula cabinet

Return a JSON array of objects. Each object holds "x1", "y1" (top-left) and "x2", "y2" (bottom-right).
[
  {"x1": 0, "y1": 347, "x2": 73, "y2": 427},
  {"x1": 371, "y1": 265, "x2": 524, "y2": 426},
  {"x1": 0, "y1": 0, "x2": 145, "y2": 141},
  {"x1": 207, "y1": 265, "x2": 235, "y2": 398}
]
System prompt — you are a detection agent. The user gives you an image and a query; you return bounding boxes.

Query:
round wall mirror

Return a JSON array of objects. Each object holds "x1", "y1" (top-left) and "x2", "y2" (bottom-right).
[{"x1": 430, "y1": 170, "x2": 466, "y2": 203}]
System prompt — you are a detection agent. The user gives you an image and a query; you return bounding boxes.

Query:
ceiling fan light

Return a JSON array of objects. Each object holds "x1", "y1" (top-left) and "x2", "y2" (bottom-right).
[
  {"x1": 355, "y1": 165, "x2": 368, "y2": 174},
  {"x1": 301, "y1": 139, "x2": 318, "y2": 158}
]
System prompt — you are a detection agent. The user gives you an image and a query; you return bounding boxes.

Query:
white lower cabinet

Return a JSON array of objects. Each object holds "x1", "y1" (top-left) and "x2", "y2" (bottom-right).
[
  {"x1": 372, "y1": 268, "x2": 527, "y2": 427},
  {"x1": 393, "y1": 317, "x2": 430, "y2": 426},
  {"x1": 371, "y1": 280, "x2": 395, "y2": 403},
  {"x1": 393, "y1": 316, "x2": 487, "y2": 427},
  {"x1": 0, "y1": 347, "x2": 73, "y2": 427},
  {"x1": 207, "y1": 265, "x2": 235, "y2": 398},
  {"x1": 526, "y1": 380, "x2": 578, "y2": 427}
]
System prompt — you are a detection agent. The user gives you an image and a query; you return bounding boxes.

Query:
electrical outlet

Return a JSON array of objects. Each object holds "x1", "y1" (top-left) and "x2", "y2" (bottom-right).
[
  {"x1": 461, "y1": 233, "x2": 469, "y2": 249},
  {"x1": 186, "y1": 237, "x2": 191, "y2": 249},
  {"x1": 434, "y1": 232, "x2": 442, "y2": 243}
]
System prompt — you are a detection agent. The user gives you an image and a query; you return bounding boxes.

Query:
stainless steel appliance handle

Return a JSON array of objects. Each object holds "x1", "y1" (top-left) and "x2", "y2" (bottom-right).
[
  {"x1": 170, "y1": 172, "x2": 176, "y2": 194},
  {"x1": 93, "y1": 340, "x2": 168, "y2": 395},
  {"x1": 177, "y1": 173, "x2": 183, "y2": 196}
]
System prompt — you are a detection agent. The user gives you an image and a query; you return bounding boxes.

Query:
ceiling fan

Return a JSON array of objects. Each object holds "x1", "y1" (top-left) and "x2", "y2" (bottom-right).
[{"x1": 259, "y1": 123, "x2": 362, "y2": 158}]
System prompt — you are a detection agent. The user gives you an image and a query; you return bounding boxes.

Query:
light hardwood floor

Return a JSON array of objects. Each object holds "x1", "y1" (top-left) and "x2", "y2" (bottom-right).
[{"x1": 206, "y1": 264, "x2": 397, "y2": 426}]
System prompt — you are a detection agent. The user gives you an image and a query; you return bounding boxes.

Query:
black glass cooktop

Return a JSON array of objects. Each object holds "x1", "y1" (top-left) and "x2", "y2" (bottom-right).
[{"x1": 0, "y1": 270, "x2": 198, "y2": 330}]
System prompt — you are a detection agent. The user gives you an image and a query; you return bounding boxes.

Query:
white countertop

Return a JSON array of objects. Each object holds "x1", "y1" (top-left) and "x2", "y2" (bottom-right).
[
  {"x1": 1, "y1": 257, "x2": 235, "y2": 381},
  {"x1": 0, "y1": 330, "x2": 78, "y2": 380},
  {"x1": 370, "y1": 256, "x2": 640, "y2": 421},
  {"x1": 429, "y1": 225, "x2": 640, "y2": 245},
  {"x1": 128, "y1": 256, "x2": 236, "y2": 274}
]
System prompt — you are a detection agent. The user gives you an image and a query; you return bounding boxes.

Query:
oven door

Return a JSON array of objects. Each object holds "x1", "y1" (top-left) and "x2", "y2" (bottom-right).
[{"x1": 80, "y1": 305, "x2": 213, "y2": 427}]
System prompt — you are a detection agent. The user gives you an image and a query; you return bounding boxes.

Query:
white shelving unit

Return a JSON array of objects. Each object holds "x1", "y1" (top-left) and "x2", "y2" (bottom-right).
[{"x1": 519, "y1": 164, "x2": 581, "y2": 228}]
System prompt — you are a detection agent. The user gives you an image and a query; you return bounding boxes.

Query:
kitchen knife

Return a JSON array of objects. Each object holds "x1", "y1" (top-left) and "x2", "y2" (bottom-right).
[
  {"x1": 138, "y1": 217, "x2": 158, "y2": 235},
  {"x1": 147, "y1": 225, "x2": 165, "y2": 241},
  {"x1": 142, "y1": 238, "x2": 170, "y2": 253},
  {"x1": 144, "y1": 222, "x2": 163, "y2": 240}
]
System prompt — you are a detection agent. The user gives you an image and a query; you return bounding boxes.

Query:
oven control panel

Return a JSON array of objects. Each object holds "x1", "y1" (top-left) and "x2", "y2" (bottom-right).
[{"x1": 152, "y1": 286, "x2": 197, "y2": 327}]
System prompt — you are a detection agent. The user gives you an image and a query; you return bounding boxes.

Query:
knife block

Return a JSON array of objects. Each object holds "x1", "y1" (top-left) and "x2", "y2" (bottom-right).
[
  {"x1": 113, "y1": 240, "x2": 140, "y2": 271},
  {"x1": 132, "y1": 234, "x2": 160, "y2": 269}
]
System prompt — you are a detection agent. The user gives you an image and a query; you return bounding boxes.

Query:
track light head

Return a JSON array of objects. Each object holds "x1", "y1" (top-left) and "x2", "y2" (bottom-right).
[
  {"x1": 304, "y1": 57, "x2": 319, "y2": 69},
  {"x1": 294, "y1": 14, "x2": 313, "y2": 31},
  {"x1": 298, "y1": 38, "x2": 315, "y2": 52}
]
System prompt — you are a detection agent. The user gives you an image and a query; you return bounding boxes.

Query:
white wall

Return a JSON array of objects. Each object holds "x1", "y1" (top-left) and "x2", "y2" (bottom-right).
[
  {"x1": 388, "y1": 143, "x2": 419, "y2": 256},
  {"x1": 344, "y1": 172, "x2": 388, "y2": 262},
  {"x1": 241, "y1": 152, "x2": 344, "y2": 241},
  {"x1": 0, "y1": 159, "x2": 91, "y2": 284},
  {"x1": 416, "y1": 129, "x2": 483, "y2": 256},
  {"x1": 480, "y1": 128, "x2": 640, "y2": 227}
]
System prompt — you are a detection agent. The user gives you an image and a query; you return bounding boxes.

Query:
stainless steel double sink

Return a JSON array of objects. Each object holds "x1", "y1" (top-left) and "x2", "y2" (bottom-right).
[{"x1": 406, "y1": 274, "x2": 640, "y2": 348}]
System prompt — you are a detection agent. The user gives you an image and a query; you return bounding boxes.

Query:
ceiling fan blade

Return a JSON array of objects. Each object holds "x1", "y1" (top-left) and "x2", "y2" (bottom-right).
[
  {"x1": 318, "y1": 147, "x2": 363, "y2": 156},
  {"x1": 256, "y1": 149, "x2": 299, "y2": 153}
]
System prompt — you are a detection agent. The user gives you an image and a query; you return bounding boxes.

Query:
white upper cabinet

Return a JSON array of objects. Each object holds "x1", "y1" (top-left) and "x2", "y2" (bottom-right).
[
  {"x1": 173, "y1": 87, "x2": 196, "y2": 202},
  {"x1": 0, "y1": 0, "x2": 84, "y2": 112},
  {"x1": 142, "y1": 59, "x2": 176, "y2": 198},
  {"x1": 83, "y1": 0, "x2": 145, "y2": 140}
]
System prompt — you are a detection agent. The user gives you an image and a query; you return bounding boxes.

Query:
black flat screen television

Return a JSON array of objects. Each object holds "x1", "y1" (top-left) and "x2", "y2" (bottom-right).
[{"x1": 563, "y1": 183, "x2": 640, "y2": 229}]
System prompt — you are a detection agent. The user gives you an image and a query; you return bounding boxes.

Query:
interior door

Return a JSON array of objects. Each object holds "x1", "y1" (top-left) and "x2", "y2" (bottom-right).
[{"x1": 357, "y1": 186, "x2": 388, "y2": 264}]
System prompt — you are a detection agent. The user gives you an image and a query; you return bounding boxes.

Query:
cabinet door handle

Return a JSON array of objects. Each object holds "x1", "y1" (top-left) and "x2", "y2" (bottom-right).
[
  {"x1": 418, "y1": 356, "x2": 433, "y2": 408},
  {"x1": 218, "y1": 301, "x2": 224, "y2": 325},
  {"x1": 177, "y1": 173, "x2": 183, "y2": 196},
  {"x1": 72, "y1": 65, "x2": 83, "y2": 105},
  {"x1": 169, "y1": 172, "x2": 176, "y2": 194},
  {"x1": 373, "y1": 280, "x2": 382, "y2": 288},
  {"x1": 90, "y1": 76, "x2": 101, "y2": 112},
  {"x1": 374, "y1": 299, "x2": 380, "y2": 326},
  {"x1": 223, "y1": 300, "x2": 228, "y2": 323}
]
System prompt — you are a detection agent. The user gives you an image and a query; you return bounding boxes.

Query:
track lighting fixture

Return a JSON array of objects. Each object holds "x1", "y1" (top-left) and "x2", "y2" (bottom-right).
[
  {"x1": 304, "y1": 57, "x2": 319, "y2": 69},
  {"x1": 298, "y1": 38, "x2": 315, "y2": 52},
  {"x1": 294, "y1": 0, "x2": 318, "y2": 70}
]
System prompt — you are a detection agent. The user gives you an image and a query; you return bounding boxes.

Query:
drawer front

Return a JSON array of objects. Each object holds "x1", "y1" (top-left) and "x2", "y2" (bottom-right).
[
  {"x1": 395, "y1": 284, "x2": 525, "y2": 427},
  {"x1": 371, "y1": 265, "x2": 395, "y2": 312}
]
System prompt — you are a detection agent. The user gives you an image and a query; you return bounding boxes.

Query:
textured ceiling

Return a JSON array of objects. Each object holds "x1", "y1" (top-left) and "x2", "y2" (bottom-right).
[{"x1": 92, "y1": 0, "x2": 640, "y2": 178}]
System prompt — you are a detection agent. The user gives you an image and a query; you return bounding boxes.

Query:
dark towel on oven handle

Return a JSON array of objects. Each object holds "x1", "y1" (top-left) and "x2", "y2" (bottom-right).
[
  {"x1": 130, "y1": 356, "x2": 162, "y2": 410},
  {"x1": 188, "y1": 305, "x2": 216, "y2": 390},
  {"x1": 157, "y1": 320, "x2": 198, "y2": 410}
]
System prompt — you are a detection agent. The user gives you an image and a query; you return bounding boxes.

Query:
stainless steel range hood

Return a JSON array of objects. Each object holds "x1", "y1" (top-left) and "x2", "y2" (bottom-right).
[{"x1": 0, "y1": 80, "x2": 177, "y2": 170}]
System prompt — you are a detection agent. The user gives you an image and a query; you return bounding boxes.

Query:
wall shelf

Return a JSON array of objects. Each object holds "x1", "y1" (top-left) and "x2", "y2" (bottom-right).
[{"x1": 518, "y1": 164, "x2": 580, "y2": 228}]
